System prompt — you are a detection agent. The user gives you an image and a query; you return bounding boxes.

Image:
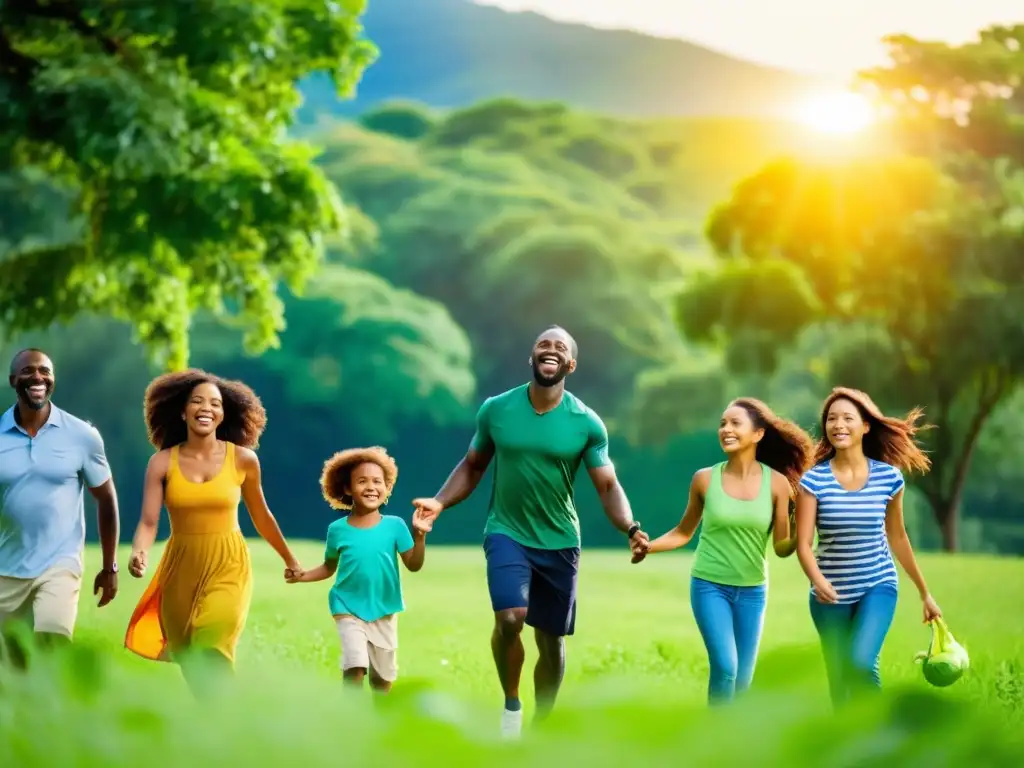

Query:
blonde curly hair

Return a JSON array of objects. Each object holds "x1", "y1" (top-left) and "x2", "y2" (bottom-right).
[{"x1": 320, "y1": 446, "x2": 399, "y2": 510}]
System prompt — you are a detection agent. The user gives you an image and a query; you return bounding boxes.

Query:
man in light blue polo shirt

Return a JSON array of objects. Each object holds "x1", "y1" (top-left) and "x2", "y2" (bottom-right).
[{"x1": 0, "y1": 348, "x2": 121, "y2": 661}]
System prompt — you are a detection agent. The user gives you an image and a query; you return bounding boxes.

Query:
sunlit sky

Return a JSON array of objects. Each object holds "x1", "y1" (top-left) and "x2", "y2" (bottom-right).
[{"x1": 478, "y1": 0, "x2": 1021, "y2": 79}]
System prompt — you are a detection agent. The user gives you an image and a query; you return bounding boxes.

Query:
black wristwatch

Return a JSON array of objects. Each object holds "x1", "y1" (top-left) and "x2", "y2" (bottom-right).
[
  {"x1": 627, "y1": 522, "x2": 642, "y2": 539},
  {"x1": 102, "y1": 563, "x2": 118, "y2": 575}
]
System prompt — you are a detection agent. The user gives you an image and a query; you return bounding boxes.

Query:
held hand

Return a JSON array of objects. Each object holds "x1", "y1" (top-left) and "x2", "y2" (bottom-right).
[
  {"x1": 813, "y1": 579, "x2": 839, "y2": 604},
  {"x1": 411, "y1": 497, "x2": 443, "y2": 524},
  {"x1": 922, "y1": 593, "x2": 942, "y2": 623},
  {"x1": 128, "y1": 549, "x2": 147, "y2": 578},
  {"x1": 284, "y1": 560, "x2": 304, "y2": 583},
  {"x1": 629, "y1": 529, "x2": 650, "y2": 564},
  {"x1": 93, "y1": 569, "x2": 118, "y2": 607},
  {"x1": 411, "y1": 507, "x2": 433, "y2": 535}
]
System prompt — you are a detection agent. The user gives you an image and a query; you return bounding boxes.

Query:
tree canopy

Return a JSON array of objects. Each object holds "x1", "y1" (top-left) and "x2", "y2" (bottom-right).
[
  {"x1": 676, "y1": 26, "x2": 1024, "y2": 550},
  {"x1": 0, "y1": 0, "x2": 375, "y2": 369}
]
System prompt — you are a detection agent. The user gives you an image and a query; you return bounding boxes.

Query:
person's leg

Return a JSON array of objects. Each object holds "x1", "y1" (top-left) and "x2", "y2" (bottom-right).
[
  {"x1": 524, "y1": 544, "x2": 579, "y2": 723},
  {"x1": 690, "y1": 577, "x2": 740, "y2": 705},
  {"x1": 335, "y1": 615, "x2": 371, "y2": 691},
  {"x1": 367, "y1": 649, "x2": 396, "y2": 694},
  {"x1": 809, "y1": 594, "x2": 855, "y2": 708},
  {"x1": 30, "y1": 567, "x2": 80, "y2": 650},
  {"x1": 732, "y1": 583, "x2": 768, "y2": 696},
  {"x1": 484, "y1": 535, "x2": 532, "y2": 736},
  {"x1": 177, "y1": 647, "x2": 234, "y2": 698},
  {"x1": 846, "y1": 582, "x2": 898, "y2": 698},
  {"x1": 0, "y1": 576, "x2": 34, "y2": 670},
  {"x1": 343, "y1": 667, "x2": 367, "y2": 688},
  {"x1": 366, "y1": 616, "x2": 398, "y2": 695}
]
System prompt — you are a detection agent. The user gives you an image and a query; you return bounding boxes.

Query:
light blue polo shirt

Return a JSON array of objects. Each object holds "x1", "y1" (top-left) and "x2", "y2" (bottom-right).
[{"x1": 0, "y1": 404, "x2": 111, "y2": 579}]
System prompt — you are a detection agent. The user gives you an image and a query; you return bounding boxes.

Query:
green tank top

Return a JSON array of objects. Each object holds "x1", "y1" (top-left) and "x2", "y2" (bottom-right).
[{"x1": 691, "y1": 462, "x2": 773, "y2": 587}]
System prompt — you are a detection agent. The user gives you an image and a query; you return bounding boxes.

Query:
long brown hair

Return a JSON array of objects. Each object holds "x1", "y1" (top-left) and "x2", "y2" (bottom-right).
[
  {"x1": 813, "y1": 387, "x2": 931, "y2": 473},
  {"x1": 729, "y1": 397, "x2": 815, "y2": 495},
  {"x1": 143, "y1": 369, "x2": 267, "y2": 451}
]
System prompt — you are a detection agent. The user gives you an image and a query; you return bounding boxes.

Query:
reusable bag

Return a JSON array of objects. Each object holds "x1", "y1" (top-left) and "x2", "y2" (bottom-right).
[{"x1": 914, "y1": 617, "x2": 969, "y2": 687}]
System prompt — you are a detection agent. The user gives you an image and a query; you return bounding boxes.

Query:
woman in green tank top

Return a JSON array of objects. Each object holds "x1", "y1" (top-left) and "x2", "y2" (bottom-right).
[{"x1": 633, "y1": 398, "x2": 814, "y2": 704}]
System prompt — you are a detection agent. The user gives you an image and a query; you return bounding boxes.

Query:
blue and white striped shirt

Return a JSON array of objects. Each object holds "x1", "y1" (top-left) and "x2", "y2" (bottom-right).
[{"x1": 799, "y1": 459, "x2": 903, "y2": 604}]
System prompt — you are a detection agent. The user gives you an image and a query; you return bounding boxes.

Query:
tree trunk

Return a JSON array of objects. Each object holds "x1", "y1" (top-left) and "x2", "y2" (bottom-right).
[
  {"x1": 924, "y1": 492, "x2": 960, "y2": 552},
  {"x1": 923, "y1": 373, "x2": 1010, "y2": 553},
  {"x1": 939, "y1": 503, "x2": 958, "y2": 552}
]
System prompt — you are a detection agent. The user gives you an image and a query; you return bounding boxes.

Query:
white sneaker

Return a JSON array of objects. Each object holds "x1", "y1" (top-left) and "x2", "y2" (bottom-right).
[{"x1": 500, "y1": 707, "x2": 523, "y2": 739}]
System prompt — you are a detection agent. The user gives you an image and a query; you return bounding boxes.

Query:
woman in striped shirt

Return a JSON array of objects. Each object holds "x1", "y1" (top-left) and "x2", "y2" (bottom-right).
[{"x1": 796, "y1": 387, "x2": 942, "y2": 706}]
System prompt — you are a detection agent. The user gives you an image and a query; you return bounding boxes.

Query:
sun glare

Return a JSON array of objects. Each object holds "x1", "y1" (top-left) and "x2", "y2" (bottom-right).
[{"x1": 795, "y1": 91, "x2": 876, "y2": 136}]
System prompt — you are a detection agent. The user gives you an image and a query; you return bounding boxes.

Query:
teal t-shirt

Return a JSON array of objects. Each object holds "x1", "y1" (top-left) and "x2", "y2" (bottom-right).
[
  {"x1": 324, "y1": 515, "x2": 414, "y2": 622},
  {"x1": 470, "y1": 383, "x2": 611, "y2": 551}
]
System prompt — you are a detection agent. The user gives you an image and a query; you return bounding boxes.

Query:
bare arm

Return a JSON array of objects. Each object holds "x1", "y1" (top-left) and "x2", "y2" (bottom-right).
[
  {"x1": 794, "y1": 489, "x2": 823, "y2": 582},
  {"x1": 88, "y1": 479, "x2": 120, "y2": 572},
  {"x1": 770, "y1": 472, "x2": 797, "y2": 558},
  {"x1": 400, "y1": 529, "x2": 427, "y2": 572},
  {"x1": 646, "y1": 470, "x2": 707, "y2": 554},
  {"x1": 81, "y1": 426, "x2": 120, "y2": 573},
  {"x1": 132, "y1": 452, "x2": 168, "y2": 557},
  {"x1": 795, "y1": 488, "x2": 838, "y2": 602},
  {"x1": 884, "y1": 489, "x2": 929, "y2": 597},
  {"x1": 293, "y1": 559, "x2": 337, "y2": 583},
  {"x1": 238, "y1": 447, "x2": 300, "y2": 570},
  {"x1": 434, "y1": 445, "x2": 494, "y2": 511},
  {"x1": 587, "y1": 463, "x2": 636, "y2": 535},
  {"x1": 416, "y1": 400, "x2": 496, "y2": 519}
]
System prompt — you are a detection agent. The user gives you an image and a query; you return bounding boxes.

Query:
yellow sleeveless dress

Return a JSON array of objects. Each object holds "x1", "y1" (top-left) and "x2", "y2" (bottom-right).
[{"x1": 124, "y1": 442, "x2": 253, "y2": 666}]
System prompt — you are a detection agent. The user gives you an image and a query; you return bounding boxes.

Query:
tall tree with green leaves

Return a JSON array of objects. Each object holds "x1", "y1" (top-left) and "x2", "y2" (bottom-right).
[
  {"x1": 0, "y1": 0, "x2": 375, "y2": 369},
  {"x1": 676, "y1": 26, "x2": 1024, "y2": 551}
]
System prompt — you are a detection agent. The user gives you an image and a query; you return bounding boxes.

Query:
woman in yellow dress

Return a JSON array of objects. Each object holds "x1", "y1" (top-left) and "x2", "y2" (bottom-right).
[{"x1": 124, "y1": 369, "x2": 303, "y2": 693}]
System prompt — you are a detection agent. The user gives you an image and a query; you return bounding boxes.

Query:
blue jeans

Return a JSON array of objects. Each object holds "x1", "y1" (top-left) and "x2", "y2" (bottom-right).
[
  {"x1": 690, "y1": 576, "x2": 768, "y2": 705},
  {"x1": 809, "y1": 581, "x2": 898, "y2": 707}
]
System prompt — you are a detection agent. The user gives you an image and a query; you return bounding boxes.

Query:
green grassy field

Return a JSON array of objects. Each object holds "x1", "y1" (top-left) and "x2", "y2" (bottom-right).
[{"x1": 4, "y1": 543, "x2": 1024, "y2": 766}]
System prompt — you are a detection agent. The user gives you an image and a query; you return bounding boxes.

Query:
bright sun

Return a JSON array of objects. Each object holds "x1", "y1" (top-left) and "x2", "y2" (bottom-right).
[{"x1": 795, "y1": 91, "x2": 876, "y2": 136}]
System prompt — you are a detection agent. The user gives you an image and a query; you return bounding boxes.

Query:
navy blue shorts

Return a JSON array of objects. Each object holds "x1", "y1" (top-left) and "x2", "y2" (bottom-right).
[{"x1": 483, "y1": 533, "x2": 580, "y2": 637}]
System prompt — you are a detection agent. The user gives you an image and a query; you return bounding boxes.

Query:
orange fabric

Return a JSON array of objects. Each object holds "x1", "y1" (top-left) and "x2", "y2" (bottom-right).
[
  {"x1": 124, "y1": 561, "x2": 170, "y2": 661},
  {"x1": 124, "y1": 442, "x2": 252, "y2": 665}
]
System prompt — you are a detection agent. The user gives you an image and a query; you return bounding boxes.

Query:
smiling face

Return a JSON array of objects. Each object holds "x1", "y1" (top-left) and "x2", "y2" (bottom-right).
[
  {"x1": 183, "y1": 381, "x2": 224, "y2": 438},
  {"x1": 345, "y1": 461, "x2": 389, "y2": 512},
  {"x1": 9, "y1": 350, "x2": 55, "y2": 412},
  {"x1": 718, "y1": 404, "x2": 764, "y2": 455},
  {"x1": 825, "y1": 397, "x2": 869, "y2": 450},
  {"x1": 530, "y1": 328, "x2": 577, "y2": 388}
]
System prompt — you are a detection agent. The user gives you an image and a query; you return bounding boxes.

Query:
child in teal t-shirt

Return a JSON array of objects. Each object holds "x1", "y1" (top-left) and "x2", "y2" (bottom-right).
[{"x1": 288, "y1": 446, "x2": 430, "y2": 692}]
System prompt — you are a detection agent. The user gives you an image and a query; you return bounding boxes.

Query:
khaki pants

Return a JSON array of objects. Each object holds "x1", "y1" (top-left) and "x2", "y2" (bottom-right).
[
  {"x1": 335, "y1": 613, "x2": 399, "y2": 682},
  {"x1": 0, "y1": 566, "x2": 82, "y2": 638}
]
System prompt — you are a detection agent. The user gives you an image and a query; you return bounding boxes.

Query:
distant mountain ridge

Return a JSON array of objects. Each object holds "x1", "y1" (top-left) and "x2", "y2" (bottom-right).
[{"x1": 298, "y1": 0, "x2": 826, "y2": 121}]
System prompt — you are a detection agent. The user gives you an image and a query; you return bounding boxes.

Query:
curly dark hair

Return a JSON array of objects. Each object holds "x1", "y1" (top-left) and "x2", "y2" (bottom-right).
[
  {"x1": 729, "y1": 397, "x2": 816, "y2": 495},
  {"x1": 813, "y1": 387, "x2": 932, "y2": 474},
  {"x1": 320, "y1": 446, "x2": 399, "y2": 510},
  {"x1": 143, "y1": 369, "x2": 267, "y2": 451}
]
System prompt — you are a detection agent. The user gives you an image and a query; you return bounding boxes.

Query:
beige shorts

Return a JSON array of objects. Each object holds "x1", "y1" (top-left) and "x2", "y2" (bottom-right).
[
  {"x1": 335, "y1": 613, "x2": 399, "y2": 682},
  {"x1": 0, "y1": 566, "x2": 82, "y2": 638}
]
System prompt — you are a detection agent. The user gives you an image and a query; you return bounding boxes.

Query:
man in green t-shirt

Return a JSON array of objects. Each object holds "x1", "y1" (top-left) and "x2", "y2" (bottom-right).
[{"x1": 413, "y1": 326, "x2": 650, "y2": 738}]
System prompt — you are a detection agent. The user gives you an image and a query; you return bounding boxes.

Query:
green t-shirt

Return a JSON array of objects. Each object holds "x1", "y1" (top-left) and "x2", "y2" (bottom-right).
[
  {"x1": 691, "y1": 462, "x2": 774, "y2": 587},
  {"x1": 470, "y1": 383, "x2": 611, "y2": 550},
  {"x1": 324, "y1": 515, "x2": 414, "y2": 622}
]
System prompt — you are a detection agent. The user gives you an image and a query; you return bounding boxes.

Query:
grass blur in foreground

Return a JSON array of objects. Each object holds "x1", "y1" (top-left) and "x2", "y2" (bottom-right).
[
  {"x1": 2, "y1": 545, "x2": 1022, "y2": 766},
  {"x1": 2, "y1": 642, "x2": 1022, "y2": 768}
]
